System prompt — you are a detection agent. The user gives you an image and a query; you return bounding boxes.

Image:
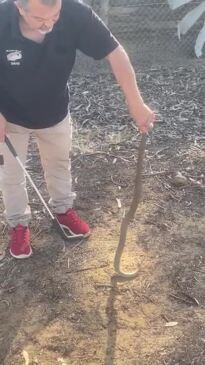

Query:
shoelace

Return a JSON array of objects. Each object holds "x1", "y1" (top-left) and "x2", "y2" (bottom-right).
[
  {"x1": 67, "y1": 210, "x2": 82, "y2": 225},
  {"x1": 11, "y1": 227, "x2": 28, "y2": 246}
]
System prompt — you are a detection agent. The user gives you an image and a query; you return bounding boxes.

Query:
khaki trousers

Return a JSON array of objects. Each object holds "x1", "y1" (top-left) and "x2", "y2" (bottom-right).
[{"x1": 0, "y1": 115, "x2": 76, "y2": 227}]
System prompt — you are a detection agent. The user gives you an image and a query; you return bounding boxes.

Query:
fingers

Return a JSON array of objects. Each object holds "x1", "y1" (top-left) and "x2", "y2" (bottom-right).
[
  {"x1": 147, "y1": 111, "x2": 157, "y2": 130},
  {"x1": 131, "y1": 105, "x2": 157, "y2": 134},
  {"x1": 141, "y1": 114, "x2": 155, "y2": 134}
]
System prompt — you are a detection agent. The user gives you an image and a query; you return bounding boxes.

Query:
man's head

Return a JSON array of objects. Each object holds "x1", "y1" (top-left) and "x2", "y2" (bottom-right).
[{"x1": 15, "y1": 0, "x2": 62, "y2": 34}]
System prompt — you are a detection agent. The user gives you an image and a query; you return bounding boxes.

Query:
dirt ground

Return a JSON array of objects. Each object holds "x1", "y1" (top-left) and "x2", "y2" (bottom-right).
[{"x1": 0, "y1": 63, "x2": 205, "y2": 365}]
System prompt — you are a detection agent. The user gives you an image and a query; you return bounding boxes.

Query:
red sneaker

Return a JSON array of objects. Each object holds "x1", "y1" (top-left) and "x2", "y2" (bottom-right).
[
  {"x1": 56, "y1": 209, "x2": 90, "y2": 238},
  {"x1": 9, "y1": 225, "x2": 32, "y2": 259}
]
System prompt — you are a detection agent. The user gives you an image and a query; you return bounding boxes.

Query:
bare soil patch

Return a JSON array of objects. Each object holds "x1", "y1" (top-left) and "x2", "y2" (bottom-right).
[{"x1": 0, "y1": 64, "x2": 204, "y2": 364}]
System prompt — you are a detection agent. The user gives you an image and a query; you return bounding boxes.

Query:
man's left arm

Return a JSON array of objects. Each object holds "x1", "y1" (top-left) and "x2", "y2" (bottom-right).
[{"x1": 106, "y1": 45, "x2": 155, "y2": 133}]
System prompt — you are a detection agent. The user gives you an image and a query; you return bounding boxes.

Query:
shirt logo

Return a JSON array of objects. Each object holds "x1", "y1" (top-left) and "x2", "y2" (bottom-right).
[{"x1": 6, "y1": 50, "x2": 22, "y2": 65}]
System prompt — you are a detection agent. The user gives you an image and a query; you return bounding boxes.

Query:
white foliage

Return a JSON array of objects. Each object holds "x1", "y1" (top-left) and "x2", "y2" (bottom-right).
[
  {"x1": 168, "y1": 0, "x2": 193, "y2": 11},
  {"x1": 178, "y1": 2, "x2": 205, "y2": 35},
  {"x1": 168, "y1": 0, "x2": 205, "y2": 57},
  {"x1": 195, "y1": 20, "x2": 205, "y2": 57}
]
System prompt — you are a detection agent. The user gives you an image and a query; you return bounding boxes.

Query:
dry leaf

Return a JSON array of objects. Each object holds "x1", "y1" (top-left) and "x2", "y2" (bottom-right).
[
  {"x1": 22, "y1": 350, "x2": 30, "y2": 365},
  {"x1": 116, "y1": 198, "x2": 122, "y2": 209},
  {"x1": 58, "y1": 358, "x2": 67, "y2": 365},
  {"x1": 172, "y1": 172, "x2": 188, "y2": 186},
  {"x1": 165, "y1": 321, "x2": 178, "y2": 327}
]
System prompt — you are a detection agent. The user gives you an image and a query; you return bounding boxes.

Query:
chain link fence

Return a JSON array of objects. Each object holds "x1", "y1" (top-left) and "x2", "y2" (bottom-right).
[{"x1": 75, "y1": 0, "x2": 205, "y2": 73}]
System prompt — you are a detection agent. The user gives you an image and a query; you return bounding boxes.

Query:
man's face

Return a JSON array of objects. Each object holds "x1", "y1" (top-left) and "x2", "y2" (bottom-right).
[{"x1": 15, "y1": 0, "x2": 62, "y2": 34}]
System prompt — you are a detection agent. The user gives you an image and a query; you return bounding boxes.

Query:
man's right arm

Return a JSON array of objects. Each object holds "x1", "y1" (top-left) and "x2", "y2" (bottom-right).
[{"x1": 0, "y1": 113, "x2": 6, "y2": 142}]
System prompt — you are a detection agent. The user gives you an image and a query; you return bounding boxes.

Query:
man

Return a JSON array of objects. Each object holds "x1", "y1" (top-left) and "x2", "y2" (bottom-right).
[{"x1": 0, "y1": 0, "x2": 155, "y2": 259}]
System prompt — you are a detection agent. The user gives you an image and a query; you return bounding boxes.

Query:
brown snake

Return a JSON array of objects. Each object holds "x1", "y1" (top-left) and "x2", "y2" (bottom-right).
[{"x1": 114, "y1": 133, "x2": 147, "y2": 278}]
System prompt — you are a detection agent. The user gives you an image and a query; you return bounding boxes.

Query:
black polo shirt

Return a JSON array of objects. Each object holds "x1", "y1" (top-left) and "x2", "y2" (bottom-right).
[{"x1": 0, "y1": 0, "x2": 119, "y2": 129}]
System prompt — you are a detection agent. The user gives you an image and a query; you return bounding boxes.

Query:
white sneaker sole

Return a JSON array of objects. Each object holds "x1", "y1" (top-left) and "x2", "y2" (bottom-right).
[
  {"x1": 60, "y1": 224, "x2": 91, "y2": 239},
  {"x1": 9, "y1": 247, "x2": 33, "y2": 259}
]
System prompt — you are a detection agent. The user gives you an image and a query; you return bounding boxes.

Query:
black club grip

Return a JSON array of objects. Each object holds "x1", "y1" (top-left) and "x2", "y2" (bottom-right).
[{"x1": 5, "y1": 136, "x2": 18, "y2": 157}]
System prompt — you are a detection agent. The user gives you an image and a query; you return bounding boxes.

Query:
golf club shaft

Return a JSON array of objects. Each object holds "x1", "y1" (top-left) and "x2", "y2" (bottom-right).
[
  {"x1": 5, "y1": 136, "x2": 55, "y2": 220},
  {"x1": 5, "y1": 136, "x2": 83, "y2": 240}
]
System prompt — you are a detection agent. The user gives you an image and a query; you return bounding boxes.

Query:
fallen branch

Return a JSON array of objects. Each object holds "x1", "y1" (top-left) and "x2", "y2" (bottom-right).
[
  {"x1": 169, "y1": 292, "x2": 199, "y2": 306},
  {"x1": 67, "y1": 263, "x2": 108, "y2": 274},
  {"x1": 72, "y1": 151, "x2": 131, "y2": 164},
  {"x1": 142, "y1": 170, "x2": 173, "y2": 178}
]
